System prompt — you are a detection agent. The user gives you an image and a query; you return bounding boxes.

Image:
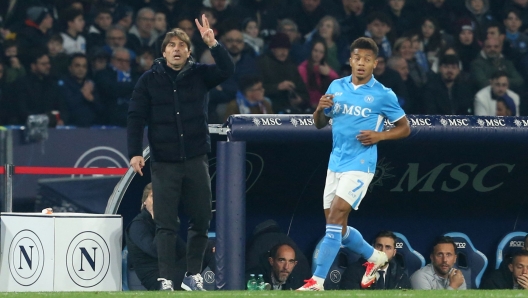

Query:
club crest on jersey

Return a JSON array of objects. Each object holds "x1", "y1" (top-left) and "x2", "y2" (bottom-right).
[{"x1": 364, "y1": 95, "x2": 374, "y2": 103}]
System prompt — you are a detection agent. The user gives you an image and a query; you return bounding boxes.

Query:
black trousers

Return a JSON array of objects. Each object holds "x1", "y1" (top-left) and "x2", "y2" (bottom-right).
[{"x1": 151, "y1": 154, "x2": 212, "y2": 281}]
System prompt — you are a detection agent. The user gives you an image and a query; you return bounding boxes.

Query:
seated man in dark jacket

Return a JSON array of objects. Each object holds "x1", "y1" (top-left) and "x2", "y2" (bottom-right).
[
  {"x1": 340, "y1": 230, "x2": 411, "y2": 290},
  {"x1": 480, "y1": 250, "x2": 528, "y2": 289},
  {"x1": 125, "y1": 183, "x2": 215, "y2": 290}
]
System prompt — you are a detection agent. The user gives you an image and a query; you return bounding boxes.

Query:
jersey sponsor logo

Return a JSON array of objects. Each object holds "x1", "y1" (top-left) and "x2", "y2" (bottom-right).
[
  {"x1": 514, "y1": 119, "x2": 528, "y2": 127},
  {"x1": 364, "y1": 95, "x2": 374, "y2": 103},
  {"x1": 510, "y1": 241, "x2": 524, "y2": 247},
  {"x1": 395, "y1": 242, "x2": 404, "y2": 249},
  {"x1": 455, "y1": 242, "x2": 466, "y2": 249},
  {"x1": 252, "y1": 118, "x2": 282, "y2": 126},
  {"x1": 334, "y1": 92, "x2": 343, "y2": 96},
  {"x1": 334, "y1": 103, "x2": 371, "y2": 117},
  {"x1": 409, "y1": 118, "x2": 432, "y2": 126},
  {"x1": 477, "y1": 118, "x2": 506, "y2": 127}
]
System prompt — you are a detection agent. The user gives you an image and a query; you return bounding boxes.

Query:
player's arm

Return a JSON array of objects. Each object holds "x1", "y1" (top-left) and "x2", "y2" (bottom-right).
[
  {"x1": 357, "y1": 116, "x2": 410, "y2": 146},
  {"x1": 313, "y1": 94, "x2": 334, "y2": 129}
]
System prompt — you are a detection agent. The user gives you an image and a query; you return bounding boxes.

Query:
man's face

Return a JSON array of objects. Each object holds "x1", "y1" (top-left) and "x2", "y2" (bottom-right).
[
  {"x1": 119, "y1": 14, "x2": 133, "y2": 30},
  {"x1": 491, "y1": 76, "x2": 509, "y2": 97},
  {"x1": 459, "y1": 29, "x2": 474, "y2": 45},
  {"x1": 374, "y1": 236, "x2": 396, "y2": 262},
  {"x1": 509, "y1": 256, "x2": 528, "y2": 283},
  {"x1": 32, "y1": 55, "x2": 51, "y2": 76},
  {"x1": 95, "y1": 13, "x2": 112, "y2": 31},
  {"x1": 222, "y1": 30, "x2": 244, "y2": 57},
  {"x1": 431, "y1": 243, "x2": 457, "y2": 277},
  {"x1": 281, "y1": 25, "x2": 298, "y2": 43},
  {"x1": 373, "y1": 56, "x2": 385, "y2": 76},
  {"x1": 302, "y1": 0, "x2": 321, "y2": 13},
  {"x1": 504, "y1": 12, "x2": 522, "y2": 33},
  {"x1": 486, "y1": 27, "x2": 504, "y2": 43},
  {"x1": 367, "y1": 20, "x2": 390, "y2": 39},
  {"x1": 70, "y1": 15, "x2": 85, "y2": 33},
  {"x1": 178, "y1": 19, "x2": 195, "y2": 39},
  {"x1": 349, "y1": 48, "x2": 377, "y2": 81},
  {"x1": 137, "y1": 11, "x2": 155, "y2": 34},
  {"x1": 389, "y1": 0, "x2": 405, "y2": 12},
  {"x1": 111, "y1": 51, "x2": 131, "y2": 72},
  {"x1": 69, "y1": 56, "x2": 88, "y2": 80},
  {"x1": 439, "y1": 63, "x2": 460, "y2": 83},
  {"x1": 484, "y1": 38, "x2": 502, "y2": 58},
  {"x1": 106, "y1": 29, "x2": 126, "y2": 48},
  {"x1": 272, "y1": 48, "x2": 290, "y2": 62},
  {"x1": 268, "y1": 245, "x2": 297, "y2": 282},
  {"x1": 163, "y1": 36, "x2": 191, "y2": 70},
  {"x1": 40, "y1": 14, "x2": 53, "y2": 30},
  {"x1": 244, "y1": 82, "x2": 265, "y2": 102},
  {"x1": 155, "y1": 12, "x2": 167, "y2": 32}
]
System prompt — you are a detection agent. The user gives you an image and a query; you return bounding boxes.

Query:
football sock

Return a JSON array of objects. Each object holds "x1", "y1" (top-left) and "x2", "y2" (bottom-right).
[
  {"x1": 313, "y1": 224, "x2": 342, "y2": 280},
  {"x1": 341, "y1": 226, "x2": 374, "y2": 260}
]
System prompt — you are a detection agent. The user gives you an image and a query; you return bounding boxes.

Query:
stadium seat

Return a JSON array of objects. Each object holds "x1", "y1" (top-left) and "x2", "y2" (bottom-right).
[
  {"x1": 122, "y1": 246, "x2": 147, "y2": 291},
  {"x1": 393, "y1": 232, "x2": 426, "y2": 276},
  {"x1": 443, "y1": 232, "x2": 488, "y2": 289},
  {"x1": 311, "y1": 236, "x2": 360, "y2": 289},
  {"x1": 495, "y1": 231, "x2": 527, "y2": 269}
]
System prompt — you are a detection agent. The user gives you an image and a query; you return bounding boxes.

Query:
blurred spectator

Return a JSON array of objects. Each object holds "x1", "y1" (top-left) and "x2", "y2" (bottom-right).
[
  {"x1": 89, "y1": 48, "x2": 111, "y2": 76},
  {"x1": 210, "y1": 28, "x2": 258, "y2": 123},
  {"x1": 418, "y1": 17, "x2": 446, "y2": 65},
  {"x1": 503, "y1": 8, "x2": 528, "y2": 57},
  {"x1": 238, "y1": 0, "x2": 284, "y2": 41},
  {"x1": 287, "y1": 0, "x2": 329, "y2": 38},
  {"x1": 47, "y1": 34, "x2": 69, "y2": 79},
  {"x1": 16, "y1": 6, "x2": 53, "y2": 68},
  {"x1": 308, "y1": 16, "x2": 347, "y2": 72},
  {"x1": 385, "y1": 0, "x2": 417, "y2": 37},
  {"x1": 113, "y1": 5, "x2": 134, "y2": 31},
  {"x1": 278, "y1": 19, "x2": 307, "y2": 65},
  {"x1": 423, "y1": 54, "x2": 473, "y2": 115},
  {"x1": 223, "y1": 75, "x2": 273, "y2": 121},
  {"x1": 364, "y1": 12, "x2": 393, "y2": 58},
  {"x1": 154, "y1": 11, "x2": 167, "y2": 36},
  {"x1": 206, "y1": 0, "x2": 248, "y2": 28},
  {"x1": 134, "y1": 47, "x2": 155, "y2": 76},
  {"x1": 128, "y1": 7, "x2": 160, "y2": 54},
  {"x1": 461, "y1": 0, "x2": 495, "y2": 40},
  {"x1": 503, "y1": 0, "x2": 528, "y2": 32},
  {"x1": 150, "y1": 0, "x2": 200, "y2": 28},
  {"x1": 470, "y1": 37, "x2": 524, "y2": 92},
  {"x1": 93, "y1": 0, "x2": 119, "y2": 14},
  {"x1": 2, "y1": 40, "x2": 26, "y2": 84},
  {"x1": 430, "y1": 46, "x2": 461, "y2": 73},
  {"x1": 10, "y1": 51, "x2": 67, "y2": 127},
  {"x1": 374, "y1": 54, "x2": 410, "y2": 110},
  {"x1": 59, "y1": 53, "x2": 103, "y2": 127},
  {"x1": 241, "y1": 17, "x2": 264, "y2": 55},
  {"x1": 485, "y1": 21, "x2": 519, "y2": 62},
  {"x1": 407, "y1": 30, "x2": 430, "y2": 72},
  {"x1": 336, "y1": 0, "x2": 367, "y2": 43},
  {"x1": 424, "y1": 0, "x2": 458, "y2": 35},
  {"x1": 103, "y1": 25, "x2": 136, "y2": 59},
  {"x1": 60, "y1": 8, "x2": 86, "y2": 54},
  {"x1": 298, "y1": 38, "x2": 339, "y2": 109},
  {"x1": 257, "y1": 33, "x2": 310, "y2": 113},
  {"x1": 388, "y1": 55, "x2": 422, "y2": 113},
  {"x1": 474, "y1": 70, "x2": 520, "y2": 116},
  {"x1": 496, "y1": 96, "x2": 517, "y2": 116},
  {"x1": 454, "y1": 21, "x2": 481, "y2": 73},
  {"x1": 87, "y1": 9, "x2": 113, "y2": 51},
  {"x1": 0, "y1": 61, "x2": 6, "y2": 125},
  {"x1": 94, "y1": 47, "x2": 137, "y2": 126},
  {"x1": 393, "y1": 37, "x2": 428, "y2": 107}
]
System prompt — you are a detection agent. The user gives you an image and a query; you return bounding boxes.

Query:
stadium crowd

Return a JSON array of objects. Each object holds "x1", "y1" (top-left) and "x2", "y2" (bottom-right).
[{"x1": 0, "y1": 0, "x2": 526, "y2": 127}]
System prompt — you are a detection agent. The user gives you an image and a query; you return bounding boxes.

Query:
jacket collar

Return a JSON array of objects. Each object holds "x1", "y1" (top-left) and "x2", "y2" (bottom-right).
[{"x1": 152, "y1": 57, "x2": 194, "y2": 77}]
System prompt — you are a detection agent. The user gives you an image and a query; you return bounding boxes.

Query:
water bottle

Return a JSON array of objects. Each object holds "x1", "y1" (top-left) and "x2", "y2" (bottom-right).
[
  {"x1": 256, "y1": 274, "x2": 265, "y2": 290},
  {"x1": 247, "y1": 274, "x2": 257, "y2": 290}
]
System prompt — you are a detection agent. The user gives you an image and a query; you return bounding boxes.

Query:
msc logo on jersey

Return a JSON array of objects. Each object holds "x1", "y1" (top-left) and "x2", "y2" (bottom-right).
[{"x1": 364, "y1": 95, "x2": 374, "y2": 103}]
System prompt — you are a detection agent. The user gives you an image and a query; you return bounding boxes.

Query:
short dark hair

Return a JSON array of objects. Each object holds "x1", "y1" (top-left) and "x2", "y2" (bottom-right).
[
  {"x1": 61, "y1": 8, "x2": 83, "y2": 25},
  {"x1": 68, "y1": 53, "x2": 87, "y2": 66},
  {"x1": 439, "y1": 54, "x2": 460, "y2": 67},
  {"x1": 161, "y1": 28, "x2": 191, "y2": 54},
  {"x1": 486, "y1": 21, "x2": 506, "y2": 35},
  {"x1": 366, "y1": 12, "x2": 392, "y2": 27},
  {"x1": 29, "y1": 51, "x2": 48, "y2": 65},
  {"x1": 512, "y1": 250, "x2": 528, "y2": 262},
  {"x1": 503, "y1": 8, "x2": 522, "y2": 23},
  {"x1": 350, "y1": 37, "x2": 379, "y2": 57},
  {"x1": 49, "y1": 33, "x2": 64, "y2": 44},
  {"x1": 95, "y1": 8, "x2": 112, "y2": 18},
  {"x1": 374, "y1": 230, "x2": 397, "y2": 247},
  {"x1": 238, "y1": 74, "x2": 262, "y2": 93},
  {"x1": 491, "y1": 70, "x2": 509, "y2": 80},
  {"x1": 269, "y1": 243, "x2": 295, "y2": 260},
  {"x1": 431, "y1": 236, "x2": 457, "y2": 253},
  {"x1": 138, "y1": 46, "x2": 156, "y2": 58}
]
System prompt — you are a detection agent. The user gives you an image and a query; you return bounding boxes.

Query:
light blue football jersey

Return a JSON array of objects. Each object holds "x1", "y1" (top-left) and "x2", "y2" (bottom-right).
[{"x1": 323, "y1": 75, "x2": 405, "y2": 173}]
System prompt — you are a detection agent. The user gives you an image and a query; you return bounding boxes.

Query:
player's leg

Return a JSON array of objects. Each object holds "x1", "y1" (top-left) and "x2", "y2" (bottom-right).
[{"x1": 337, "y1": 171, "x2": 388, "y2": 288}]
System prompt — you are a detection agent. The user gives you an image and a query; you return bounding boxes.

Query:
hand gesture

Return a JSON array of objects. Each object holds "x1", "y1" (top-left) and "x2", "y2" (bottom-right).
[
  {"x1": 316, "y1": 94, "x2": 334, "y2": 112},
  {"x1": 130, "y1": 156, "x2": 145, "y2": 176},
  {"x1": 357, "y1": 130, "x2": 383, "y2": 146},
  {"x1": 319, "y1": 63, "x2": 331, "y2": 76},
  {"x1": 81, "y1": 80, "x2": 95, "y2": 102},
  {"x1": 518, "y1": 274, "x2": 528, "y2": 289},
  {"x1": 195, "y1": 14, "x2": 216, "y2": 47},
  {"x1": 448, "y1": 268, "x2": 465, "y2": 289}
]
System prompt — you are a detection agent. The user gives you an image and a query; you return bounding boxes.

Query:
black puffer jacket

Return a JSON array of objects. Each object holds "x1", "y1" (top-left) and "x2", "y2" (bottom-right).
[{"x1": 127, "y1": 44, "x2": 234, "y2": 161}]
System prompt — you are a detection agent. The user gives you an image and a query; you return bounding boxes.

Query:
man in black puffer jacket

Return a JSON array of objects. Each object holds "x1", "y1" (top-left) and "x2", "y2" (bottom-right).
[{"x1": 127, "y1": 14, "x2": 234, "y2": 291}]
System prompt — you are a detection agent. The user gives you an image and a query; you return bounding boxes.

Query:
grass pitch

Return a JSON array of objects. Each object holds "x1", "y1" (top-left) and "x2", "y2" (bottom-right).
[{"x1": 0, "y1": 291, "x2": 527, "y2": 297}]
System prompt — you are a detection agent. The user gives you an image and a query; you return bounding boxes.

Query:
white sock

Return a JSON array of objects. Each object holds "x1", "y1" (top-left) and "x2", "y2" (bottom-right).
[
  {"x1": 312, "y1": 276, "x2": 325, "y2": 285},
  {"x1": 367, "y1": 249, "x2": 379, "y2": 263}
]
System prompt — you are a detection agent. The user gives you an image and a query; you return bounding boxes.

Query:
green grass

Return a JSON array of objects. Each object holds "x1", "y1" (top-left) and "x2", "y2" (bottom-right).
[{"x1": 0, "y1": 291, "x2": 527, "y2": 297}]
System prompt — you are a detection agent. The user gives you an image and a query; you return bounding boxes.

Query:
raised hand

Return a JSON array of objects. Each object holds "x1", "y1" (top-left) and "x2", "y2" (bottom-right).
[{"x1": 195, "y1": 14, "x2": 216, "y2": 47}]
